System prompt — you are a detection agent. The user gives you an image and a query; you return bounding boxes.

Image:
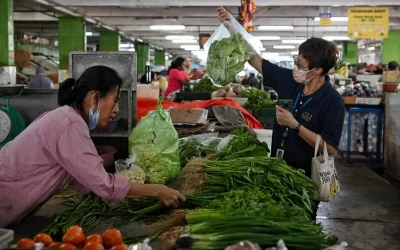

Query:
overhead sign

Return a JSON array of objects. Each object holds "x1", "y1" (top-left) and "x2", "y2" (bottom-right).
[
  {"x1": 347, "y1": 7, "x2": 389, "y2": 39},
  {"x1": 319, "y1": 13, "x2": 332, "y2": 26},
  {"x1": 199, "y1": 34, "x2": 210, "y2": 49}
]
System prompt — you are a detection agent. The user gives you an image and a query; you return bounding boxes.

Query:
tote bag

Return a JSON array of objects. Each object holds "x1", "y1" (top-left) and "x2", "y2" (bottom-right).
[{"x1": 311, "y1": 135, "x2": 340, "y2": 201}]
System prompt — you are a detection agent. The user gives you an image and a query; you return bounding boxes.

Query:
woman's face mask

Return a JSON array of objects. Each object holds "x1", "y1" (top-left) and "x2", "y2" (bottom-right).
[
  {"x1": 88, "y1": 95, "x2": 100, "y2": 131},
  {"x1": 292, "y1": 65, "x2": 316, "y2": 85}
]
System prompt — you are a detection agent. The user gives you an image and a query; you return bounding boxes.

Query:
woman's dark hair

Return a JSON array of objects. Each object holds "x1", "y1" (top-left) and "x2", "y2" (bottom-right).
[
  {"x1": 299, "y1": 38, "x2": 339, "y2": 75},
  {"x1": 58, "y1": 65, "x2": 123, "y2": 112},
  {"x1": 170, "y1": 57, "x2": 186, "y2": 69},
  {"x1": 388, "y1": 61, "x2": 398, "y2": 70}
]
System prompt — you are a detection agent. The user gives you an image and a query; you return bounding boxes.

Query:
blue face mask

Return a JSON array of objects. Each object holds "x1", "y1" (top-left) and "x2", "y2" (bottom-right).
[{"x1": 88, "y1": 100, "x2": 100, "y2": 131}]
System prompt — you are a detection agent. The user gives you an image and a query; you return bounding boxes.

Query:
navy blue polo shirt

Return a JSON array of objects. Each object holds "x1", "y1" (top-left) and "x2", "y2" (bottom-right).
[{"x1": 262, "y1": 59, "x2": 345, "y2": 177}]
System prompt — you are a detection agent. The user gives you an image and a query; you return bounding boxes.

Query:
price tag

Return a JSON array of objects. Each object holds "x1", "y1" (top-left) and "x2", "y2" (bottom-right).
[{"x1": 355, "y1": 98, "x2": 381, "y2": 105}]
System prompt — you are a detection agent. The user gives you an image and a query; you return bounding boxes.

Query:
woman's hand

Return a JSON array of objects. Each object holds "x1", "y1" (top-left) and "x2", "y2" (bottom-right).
[
  {"x1": 217, "y1": 7, "x2": 230, "y2": 22},
  {"x1": 276, "y1": 105, "x2": 298, "y2": 129},
  {"x1": 154, "y1": 184, "x2": 186, "y2": 208}
]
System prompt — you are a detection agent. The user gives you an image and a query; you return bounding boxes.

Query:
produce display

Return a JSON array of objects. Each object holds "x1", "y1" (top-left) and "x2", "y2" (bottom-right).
[
  {"x1": 18, "y1": 226, "x2": 128, "y2": 250},
  {"x1": 207, "y1": 34, "x2": 251, "y2": 86},
  {"x1": 211, "y1": 84, "x2": 245, "y2": 98},
  {"x1": 341, "y1": 82, "x2": 379, "y2": 97},
  {"x1": 19, "y1": 128, "x2": 340, "y2": 250},
  {"x1": 238, "y1": 88, "x2": 277, "y2": 113}
]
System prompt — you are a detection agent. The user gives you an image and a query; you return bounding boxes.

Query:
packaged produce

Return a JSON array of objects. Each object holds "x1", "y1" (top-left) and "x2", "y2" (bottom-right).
[
  {"x1": 128, "y1": 98, "x2": 180, "y2": 184},
  {"x1": 115, "y1": 155, "x2": 146, "y2": 184},
  {"x1": 204, "y1": 12, "x2": 262, "y2": 86}
]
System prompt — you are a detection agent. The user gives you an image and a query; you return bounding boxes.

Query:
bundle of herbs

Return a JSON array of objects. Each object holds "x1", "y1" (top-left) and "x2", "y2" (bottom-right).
[
  {"x1": 180, "y1": 156, "x2": 316, "y2": 217},
  {"x1": 184, "y1": 214, "x2": 329, "y2": 250},
  {"x1": 192, "y1": 77, "x2": 219, "y2": 92},
  {"x1": 238, "y1": 88, "x2": 276, "y2": 114}
]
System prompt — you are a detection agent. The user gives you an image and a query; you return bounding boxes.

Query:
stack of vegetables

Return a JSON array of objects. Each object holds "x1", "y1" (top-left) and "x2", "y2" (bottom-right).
[
  {"x1": 238, "y1": 88, "x2": 276, "y2": 114},
  {"x1": 38, "y1": 129, "x2": 335, "y2": 249}
]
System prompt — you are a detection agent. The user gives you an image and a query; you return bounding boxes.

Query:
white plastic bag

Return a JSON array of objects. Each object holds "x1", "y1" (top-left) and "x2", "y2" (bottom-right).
[
  {"x1": 204, "y1": 13, "x2": 262, "y2": 86},
  {"x1": 311, "y1": 135, "x2": 340, "y2": 201},
  {"x1": 115, "y1": 154, "x2": 146, "y2": 184},
  {"x1": 324, "y1": 241, "x2": 348, "y2": 250}
]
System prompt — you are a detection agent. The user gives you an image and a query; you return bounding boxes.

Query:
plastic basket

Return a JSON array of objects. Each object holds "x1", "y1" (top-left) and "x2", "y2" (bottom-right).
[{"x1": 0, "y1": 228, "x2": 14, "y2": 250}]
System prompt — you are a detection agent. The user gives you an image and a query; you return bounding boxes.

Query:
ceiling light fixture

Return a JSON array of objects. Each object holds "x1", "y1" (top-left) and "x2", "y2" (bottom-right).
[
  {"x1": 322, "y1": 36, "x2": 350, "y2": 41},
  {"x1": 273, "y1": 45, "x2": 296, "y2": 49},
  {"x1": 150, "y1": 25, "x2": 185, "y2": 31},
  {"x1": 282, "y1": 40, "x2": 305, "y2": 44},
  {"x1": 256, "y1": 36, "x2": 281, "y2": 40},
  {"x1": 128, "y1": 48, "x2": 135, "y2": 52},
  {"x1": 166, "y1": 35, "x2": 194, "y2": 40},
  {"x1": 260, "y1": 48, "x2": 266, "y2": 51},
  {"x1": 368, "y1": 47, "x2": 376, "y2": 51},
  {"x1": 290, "y1": 51, "x2": 298, "y2": 55},
  {"x1": 85, "y1": 32, "x2": 93, "y2": 36},
  {"x1": 180, "y1": 45, "x2": 200, "y2": 50},
  {"x1": 314, "y1": 17, "x2": 348, "y2": 22},
  {"x1": 172, "y1": 39, "x2": 197, "y2": 44},
  {"x1": 258, "y1": 26, "x2": 294, "y2": 31},
  {"x1": 136, "y1": 38, "x2": 143, "y2": 42}
]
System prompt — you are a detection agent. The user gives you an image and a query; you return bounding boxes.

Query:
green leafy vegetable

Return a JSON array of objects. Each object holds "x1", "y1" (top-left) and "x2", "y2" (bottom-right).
[
  {"x1": 238, "y1": 88, "x2": 276, "y2": 113},
  {"x1": 193, "y1": 77, "x2": 219, "y2": 92},
  {"x1": 207, "y1": 34, "x2": 251, "y2": 86}
]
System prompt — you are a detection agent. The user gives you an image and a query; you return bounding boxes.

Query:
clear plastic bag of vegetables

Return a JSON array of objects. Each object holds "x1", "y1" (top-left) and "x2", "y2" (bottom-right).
[
  {"x1": 115, "y1": 154, "x2": 146, "y2": 184},
  {"x1": 204, "y1": 12, "x2": 263, "y2": 86},
  {"x1": 128, "y1": 98, "x2": 180, "y2": 184}
]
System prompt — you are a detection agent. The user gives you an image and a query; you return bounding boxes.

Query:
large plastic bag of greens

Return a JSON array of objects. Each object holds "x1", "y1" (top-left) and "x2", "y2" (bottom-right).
[
  {"x1": 128, "y1": 99, "x2": 180, "y2": 184},
  {"x1": 204, "y1": 12, "x2": 262, "y2": 86}
]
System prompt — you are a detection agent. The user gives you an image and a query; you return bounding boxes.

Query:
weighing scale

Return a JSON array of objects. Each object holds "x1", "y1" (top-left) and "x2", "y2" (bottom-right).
[{"x1": 0, "y1": 85, "x2": 26, "y2": 149}]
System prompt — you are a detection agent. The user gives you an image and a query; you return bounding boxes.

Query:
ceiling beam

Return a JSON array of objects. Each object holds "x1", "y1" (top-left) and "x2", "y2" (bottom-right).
[
  {"x1": 14, "y1": 12, "x2": 58, "y2": 21},
  {"x1": 54, "y1": 0, "x2": 400, "y2": 7}
]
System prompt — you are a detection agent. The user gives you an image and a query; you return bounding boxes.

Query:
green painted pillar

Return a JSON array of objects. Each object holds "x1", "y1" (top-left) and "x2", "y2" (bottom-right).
[
  {"x1": 0, "y1": 0, "x2": 14, "y2": 66},
  {"x1": 343, "y1": 42, "x2": 358, "y2": 64},
  {"x1": 154, "y1": 50, "x2": 165, "y2": 66},
  {"x1": 59, "y1": 17, "x2": 86, "y2": 70},
  {"x1": 136, "y1": 43, "x2": 149, "y2": 74},
  {"x1": 382, "y1": 30, "x2": 400, "y2": 64},
  {"x1": 100, "y1": 30, "x2": 120, "y2": 51}
]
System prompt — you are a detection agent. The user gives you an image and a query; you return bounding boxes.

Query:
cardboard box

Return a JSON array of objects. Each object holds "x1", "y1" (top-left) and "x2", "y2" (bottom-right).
[{"x1": 383, "y1": 71, "x2": 399, "y2": 83}]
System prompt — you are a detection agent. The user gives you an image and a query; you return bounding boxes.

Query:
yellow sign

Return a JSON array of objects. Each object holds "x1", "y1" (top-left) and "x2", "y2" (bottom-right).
[
  {"x1": 320, "y1": 18, "x2": 332, "y2": 26},
  {"x1": 348, "y1": 7, "x2": 389, "y2": 39}
]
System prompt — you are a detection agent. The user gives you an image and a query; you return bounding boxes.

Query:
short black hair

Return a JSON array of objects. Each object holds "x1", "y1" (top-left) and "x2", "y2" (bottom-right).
[
  {"x1": 299, "y1": 38, "x2": 339, "y2": 75},
  {"x1": 58, "y1": 66, "x2": 122, "y2": 112},
  {"x1": 388, "y1": 61, "x2": 398, "y2": 70}
]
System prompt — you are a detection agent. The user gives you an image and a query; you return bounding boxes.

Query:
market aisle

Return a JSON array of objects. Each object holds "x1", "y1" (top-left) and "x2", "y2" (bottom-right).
[{"x1": 317, "y1": 158, "x2": 400, "y2": 250}]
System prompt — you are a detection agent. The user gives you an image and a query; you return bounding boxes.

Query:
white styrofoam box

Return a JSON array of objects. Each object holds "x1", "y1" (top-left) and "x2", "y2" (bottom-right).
[
  {"x1": 253, "y1": 129, "x2": 273, "y2": 153},
  {"x1": 137, "y1": 84, "x2": 160, "y2": 99},
  {"x1": 212, "y1": 97, "x2": 248, "y2": 106},
  {"x1": 0, "y1": 228, "x2": 14, "y2": 250}
]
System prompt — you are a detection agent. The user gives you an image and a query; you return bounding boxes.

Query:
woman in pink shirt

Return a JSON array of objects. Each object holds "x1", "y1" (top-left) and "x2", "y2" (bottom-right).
[
  {"x1": 164, "y1": 57, "x2": 190, "y2": 98},
  {"x1": 0, "y1": 66, "x2": 185, "y2": 227}
]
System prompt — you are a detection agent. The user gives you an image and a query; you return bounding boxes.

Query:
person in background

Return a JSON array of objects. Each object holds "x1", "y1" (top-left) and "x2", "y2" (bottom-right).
[
  {"x1": 191, "y1": 68, "x2": 203, "y2": 80},
  {"x1": 28, "y1": 66, "x2": 53, "y2": 89},
  {"x1": 378, "y1": 61, "x2": 398, "y2": 82},
  {"x1": 158, "y1": 71, "x2": 167, "y2": 94},
  {"x1": 164, "y1": 57, "x2": 190, "y2": 98},
  {"x1": 184, "y1": 58, "x2": 193, "y2": 79},
  {"x1": 0, "y1": 66, "x2": 185, "y2": 227},
  {"x1": 248, "y1": 73, "x2": 260, "y2": 88},
  {"x1": 241, "y1": 74, "x2": 249, "y2": 86}
]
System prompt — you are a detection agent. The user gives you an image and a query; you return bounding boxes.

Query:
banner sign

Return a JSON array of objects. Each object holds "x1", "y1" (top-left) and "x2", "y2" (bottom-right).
[{"x1": 348, "y1": 7, "x2": 389, "y2": 39}]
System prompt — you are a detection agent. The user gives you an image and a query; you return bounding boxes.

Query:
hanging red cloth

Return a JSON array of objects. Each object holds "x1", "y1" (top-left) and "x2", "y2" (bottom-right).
[{"x1": 137, "y1": 98, "x2": 263, "y2": 129}]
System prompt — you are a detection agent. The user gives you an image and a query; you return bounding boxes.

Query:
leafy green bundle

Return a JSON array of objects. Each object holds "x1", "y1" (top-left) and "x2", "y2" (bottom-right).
[
  {"x1": 207, "y1": 34, "x2": 251, "y2": 86},
  {"x1": 238, "y1": 88, "x2": 277, "y2": 113},
  {"x1": 180, "y1": 156, "x2": 316, "y2": 217},
  {"x1": 193, "y1": 77, "x2": 219, "y2": 92}
]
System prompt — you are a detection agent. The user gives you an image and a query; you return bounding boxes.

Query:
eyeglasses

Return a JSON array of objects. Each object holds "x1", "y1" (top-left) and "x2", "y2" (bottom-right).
[{"x1": 293, "y1": 55, "x2": 310, "y2": 70}]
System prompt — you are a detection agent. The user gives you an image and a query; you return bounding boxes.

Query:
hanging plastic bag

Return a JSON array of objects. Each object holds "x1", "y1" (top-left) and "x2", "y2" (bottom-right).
[
  {"x1": 204, "y1": 12, "x2": 262, "y2": 86},
  {"x1": 311, "y1": 135, "x2": 341, "y2": 201},
  {"x1": 128, "y1": 98, "x2": 180, "y2": 184},
  {"x1": 115, "y1": 155, "x2": 146, "y2": 184}
]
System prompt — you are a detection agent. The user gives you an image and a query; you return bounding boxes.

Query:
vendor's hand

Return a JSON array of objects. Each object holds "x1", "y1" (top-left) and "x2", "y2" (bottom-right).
[
  {"x1": 155, "y1": 184, "x2": 186, "y2": 208},
  {"x1": 276, "y1": 105, "x2": 298, "y2": 129},
  {"x1": 217, "y1": 7, "x2": 230, "y2": 22}
]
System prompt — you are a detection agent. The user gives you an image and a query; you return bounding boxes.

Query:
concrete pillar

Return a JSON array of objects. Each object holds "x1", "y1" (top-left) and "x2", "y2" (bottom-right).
[
  {"x1": 58, "y1": 17, "x2": 86, "y2": 70},
  {"x1": 154, "y1": 50, "x2": 165, "y2": 66},
  {"x1": 136, "y1": 43, "x2": 149, "y2": 74},
  {"x1": 0, "y1": 0, "x2": 14, "y2": 66},
  {"x1": 343, "y1": 42, "x2": 358, "y2": 64},
  {"x1": 100, "y1": 30, "x2": 120, "y2": 51},
  {"x1": 382, "y1": 30, "x2": 400, "y2": 64}
]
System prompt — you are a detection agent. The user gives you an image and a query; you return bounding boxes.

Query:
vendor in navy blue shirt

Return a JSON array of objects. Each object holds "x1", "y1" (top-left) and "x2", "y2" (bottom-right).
[
  {"x1": 218, "y1": 9, "x2": 345, "y2": 177},
  {"x1": 259, "y1": 39, "x2": 344, "y2": 177}
]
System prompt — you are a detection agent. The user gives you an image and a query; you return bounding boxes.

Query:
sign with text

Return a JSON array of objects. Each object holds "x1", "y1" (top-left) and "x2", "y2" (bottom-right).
[
  {"x1": 319, "y1": 13, "x2": 332, "y2": 26},
  {"x1": 348, "y1": 7, "x2": 389, "y2": 39}
]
